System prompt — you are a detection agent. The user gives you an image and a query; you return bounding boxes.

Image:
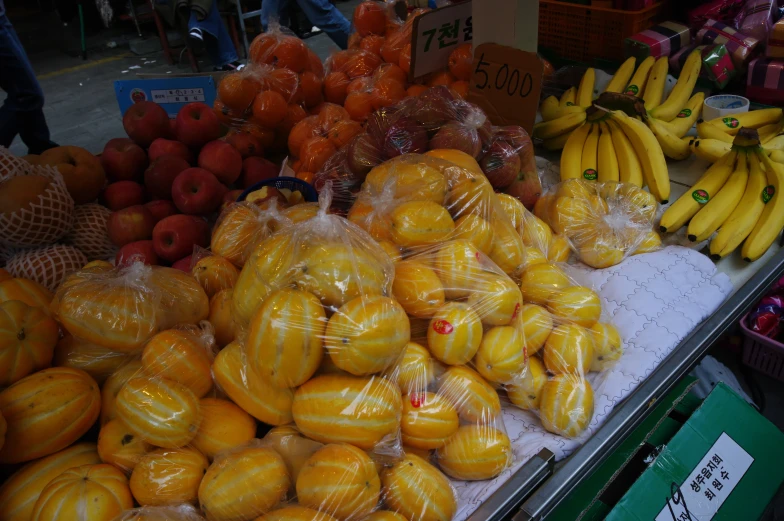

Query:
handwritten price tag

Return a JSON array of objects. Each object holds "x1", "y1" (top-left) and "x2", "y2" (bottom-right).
[{"x1": 467, "y1": 42, "x2": 543, "y2": 134}]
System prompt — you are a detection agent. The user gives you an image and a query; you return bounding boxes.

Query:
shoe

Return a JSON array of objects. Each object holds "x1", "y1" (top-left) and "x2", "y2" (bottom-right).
[
  {"x1": 188, "y1": 28, "x2": 205, "y2": 54},
  {"x1": 213, "y1": 61, "x2": 246, "y2": 72}
]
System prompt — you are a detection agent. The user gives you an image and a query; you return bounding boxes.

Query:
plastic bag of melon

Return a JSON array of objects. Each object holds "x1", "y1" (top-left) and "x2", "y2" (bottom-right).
[{"x1": 114, "y1": 504, "x2": 205, "y2": 521}]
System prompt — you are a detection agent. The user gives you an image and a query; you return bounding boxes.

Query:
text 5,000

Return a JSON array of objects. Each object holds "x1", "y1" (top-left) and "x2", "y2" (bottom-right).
[{"x1": 473, "y1": 53, "x2": 533, "y2": 97}]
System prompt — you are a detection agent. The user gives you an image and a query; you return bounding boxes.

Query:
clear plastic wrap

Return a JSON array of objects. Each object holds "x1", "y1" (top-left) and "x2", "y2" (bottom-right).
[
  {"x1": 129, "y1": 447, "x2": 209, "y2": 506},
  {"x1": 53, "y1": 335, "x2": 136, "y2": 385},
  {"x1": 189, "y1": 248, "x2": 239, "y2": 298},
  {"x1": 737, "y1": 0, "x2": 776, "y2": 42},
  {"x1": 532, "y1": 179, "x2": 661, "y2": 269},
  {"x1": 113, "y1": 504, "x2": 206, "y2": 521},
  {"x1": 54, "y1": 261, "x2": 210, "y2": 353}
]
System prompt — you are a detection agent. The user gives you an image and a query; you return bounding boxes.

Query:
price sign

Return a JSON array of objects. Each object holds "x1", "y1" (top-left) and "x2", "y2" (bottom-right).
[
  {"x1": 467, "y1": 43, "x2": 543, "y2": 134},
  {"x1": 410, "y1": 1, "x2": 472, "y2": 81}
]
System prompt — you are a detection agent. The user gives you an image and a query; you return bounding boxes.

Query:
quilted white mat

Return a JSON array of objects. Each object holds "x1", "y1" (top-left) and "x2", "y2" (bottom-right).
[{"x1": 452, "y1": 245, "x2": 734, "y2": 520}]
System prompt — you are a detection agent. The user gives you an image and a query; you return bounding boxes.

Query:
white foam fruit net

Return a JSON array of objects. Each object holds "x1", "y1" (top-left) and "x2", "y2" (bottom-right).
[
  {"x1": 0, "y1": 147, "x2": 75, "y2": 248},
  {"x1": 6, "y1": 244, "x2": 88, "y2": 291},
  {"x1": 65, "y1": 203, "x2": 117, "y2": 261}
]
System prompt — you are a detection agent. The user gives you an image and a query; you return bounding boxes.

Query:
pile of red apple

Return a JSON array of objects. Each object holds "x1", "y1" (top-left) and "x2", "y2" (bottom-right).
[{"x1": 102, "y1": 100, "x2": 279, "y2": 269}]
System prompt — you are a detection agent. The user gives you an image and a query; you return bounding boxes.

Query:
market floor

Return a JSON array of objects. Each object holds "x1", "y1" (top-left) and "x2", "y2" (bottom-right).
[{"x1": 1, "y1": 0, "x2": 360, "y2": 156}]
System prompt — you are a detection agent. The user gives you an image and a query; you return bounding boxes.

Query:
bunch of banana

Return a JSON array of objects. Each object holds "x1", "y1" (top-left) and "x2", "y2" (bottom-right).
[
  {"x1": 535, "y1": 73, "x2": 595, "y2": 150},
  {"x1": 689, "y1": 107, "x2": 784, "y2": 163},
  {"x1": 559, "y1": 103, "x2": 670, "y2": 203},
  {"x1": 660, "y1": 128, "x2": 784, "y2": 261}
]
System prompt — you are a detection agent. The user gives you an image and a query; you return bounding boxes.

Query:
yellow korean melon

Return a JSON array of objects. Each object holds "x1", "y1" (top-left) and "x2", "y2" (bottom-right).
[
  {"x1": 547, "y1": 286, "x2": 602, "y2": 328},
  {"x1": 0, "y1": 367, "x2": 100, "y2": 464},
  {"x1": 467, "y1": 275, "x2": 522, "y2": 326},
  {"x1": 519, "y1": 304, "x2": 553, "y2": 356},
  {"x1": 199, "y1": 446, "x2": 289, "y2": 521},
  {"x1": 192, "y1": 255, "x2": 239, "y2": 298},
  {"x1": 211, "y1": 202, "x2": 271, "y2": 267},
  {"x1": 0, "y1": 443, "x2": 100, "y2": 521},
  {"x1": 0, "y1": 277, "x2": 52, "y2": 308},
  {"x1": 0, "y1": 299, "x2": 58, "y2": 386},
  {"x1": 453, "y1": 214, "x2": 494, "y2": 254},
  {"x1": 97, "y1": 418, "x2": 153, "y2": 474},
  {"x1": 0, "y1": 269, "x2": 10, "y2": 283},
  {"x1": 115, "y1": 376, "x2": 201, "y2": 449},
  {"x1": 148, "y1": 267, "x2": 210, "y2": 329},
  {"x1": 589, "y1": 322, "x2": 623, "y2": 372},
  {"x1": 437, "y1": 425, "x2": 512, "y2": 481},
  {"x1": 522, "y1": 247, "x2": 547, "y2": 271},
  {"x1": 141, "y1": 328, "x2": 213, "y2": 398},
  {"x1": 363, "y1": 512, "x2": 409, "y2": 521},
  {"x1": 129, "y1": 447, "x2": 209, "y2": 506},
  {"x1": 496, "y1": 193, "x2": 525, "y2": 231},
  {"x1": 294, "y1": 242, "x2": 388, "y2": 309},
  {"x1": 433, "y1": 240, "x2": 483, "y2": 299},
  {"x1": 548, "y1": 234, "x2": 571, "y2": 262},
  {"x1": 389, "y1": 201, "x2": 455, "y2": 248},
  {"x1": 247, "y1": 288, "x2": 325, "y2": 388},
  {"x1": 53, "y1": 336, "x2": 134, "y2": 385},
  {"x1": 401, "y1": 392, "x2": 459, "y2": 450},
  {"x1": 487, "y1": 219, "x2": 526, "y2": 276},
  {"x1": 381, "y1": 453, "x2": 456, "y2": 521},
  {"x1": 326, "y1": 295, "x2": 410, "y2": 376},
  {"x1": 445, "y1": 168, "x2": 494, "y2": 218},
  {"x1": 506, "y1": 357, "x2": 548, "y2": 410},
  {"x1": 519, "y1": 263, "x2": 571, "y2": 305},
  {"x1": 521, "y1": 211, "x2": 552, "y2": 250},
  {"x1": 437, "y1": 366, "x2": 500, "y2": 423},
  {"x1": 427, "y1": 302, "x2": 482, "y2": 366},
  {"x1": 191, "y1": 398, "x2": 257, "y2": 461},
  {"x1": 293, "y1": 374, "x2": 402, "y2": 450},
  {"x1": 100, "y1": 360, "x2": 143, "y2": 425},
  {"x1": 212, "y1": 342, "x2": 294, "y2": 426},
  {"x1": 296, "y1": 443, "x2": 380, "y2": 520},
  {"x1": 365, "y1": 161, "x2": 447, "y2": 204},
  {"x1": 473, "y1": 325, "x2": 526, "y2": 384},
  {"x1": 392, "y1": 261, "x2": 445, "y2": 318},
  {"x1": 261, "y1": 426, "x2": 323, "y2": 486},
  {"x1": 543, "y1": 324, "x2": 594, "y2": 376},
  {"x1": 384, "y1": 342, "x2": 435, "y2": 395},
  {"x1": 208, "y1": 289, "x2": 236, "y2": 347},
  {"x1": 539, "y1": 375, "x2": 594, "y2": 437},
  {"x1": 348, "y1": 200, "x2": 394, "y2": 242},
  {"x1": 257, "y1": 506, "x2": 338, "y2": 521},
  {"x1": 30, "y1": 464, "x2": 133, "y2": 521},
  {"x1": 426, "y1": 148, "x2": 482, "y2": 175}
]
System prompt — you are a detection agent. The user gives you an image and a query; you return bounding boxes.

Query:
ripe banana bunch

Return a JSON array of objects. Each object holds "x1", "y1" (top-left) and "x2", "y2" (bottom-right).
[
  {"x1": 535, "y1": 80, "x2": 592, "y2": 150},
  {"x1": 660, "y1": 129, "x2": 784, "y2": 262},
  {"x1": 559, "y1": 109, "x2": 670, "y2": 203},
  {"x1": 689, "y1": 107, "x2": 784, "y2": 163}
]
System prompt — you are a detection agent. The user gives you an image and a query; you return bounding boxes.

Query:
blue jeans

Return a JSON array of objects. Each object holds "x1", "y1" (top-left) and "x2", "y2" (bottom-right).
[
  {"x1": 188, "y1": 1, "x2": 238, "y2": 67},
  {"x1": 0, "y1": 11, "x2": 54, "y2": 154},
  {"x1": 261, "y1": 0, "x2": 351, "y2": 50}
]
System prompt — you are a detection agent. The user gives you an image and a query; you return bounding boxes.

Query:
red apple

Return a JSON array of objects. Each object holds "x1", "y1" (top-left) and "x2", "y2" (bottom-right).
[
  {"x1": 148, "y1": 138, "x2": 194, "y2": 164},
  {"x1": 171, "y1": 168, "x2": 226, "y2": 215},
  {"x1": 107, "y1": 205, "x2": 156, "y2": 247},
  {"x1": 480, "y1": 140, "x2": 521, "y2": 190},
  {"x1": 123, "y1": 101, "x2": 171, "y2": 147},
  {"x1": 101, "y1": 138, "x2": 149, "y2": 182},
  {"x1": 144, "y1": 155, "x2": 191, "y2": 200},
  {"x1": 102, "y1": 181, "x2": 145, "y2": 211},
  {"x1": 225, "y1": 131, "x2": 264, "y2": 158},
  {"x1": 198, "y1": 140, "x2": 243, "y2": 185},
  {"x1": 145, "y1": 199, "x2": 178, "y2": 223},
  {"x1": 240, "y1": 157, "x2": 279, "y2": 188},
  {"x1": 505, "y1": 169, "x2": 543, "y2": 210},
  {"x1": 116, "y1": 240, "x2": 159, "y2": 266},
  {"x1": 220, "y1": 189, "x2": 244, "y2": 212},
  {"x1": 172, "y1": 255, "x2": 194, "y2": 272},
  {"x1": 175, "y1": 102, "x2": 221, "y2": 148},
  {"x1": 152, "y1": 215, "x2": 211, "y2": 262}
]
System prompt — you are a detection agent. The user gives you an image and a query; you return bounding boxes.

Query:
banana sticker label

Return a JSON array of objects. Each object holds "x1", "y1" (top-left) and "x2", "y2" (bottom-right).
[
  {"x1": 762, "y1": 185, "x2": 775, "y2": 204},
  {"x1": 722, "y1": 117, "x2": 740, "y2": 129},
  {"x1": 625, "y1": 85, "x2": 639, "y2": 95},
  {"x1": 583, "y1": 169, "x2": 598, "y2": 181},
  {"x1": 677, "y1": 108, "x2": 692, "y2": 118},
  {"x1": 692, "y1": 189, "x2": 709, "y2": 204},
  {"x1": 565, "y1": 102, "x2": 575, "y2": 106}
]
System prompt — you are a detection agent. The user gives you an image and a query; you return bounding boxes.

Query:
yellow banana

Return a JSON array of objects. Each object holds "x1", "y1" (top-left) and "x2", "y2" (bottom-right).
[
  {"x1": 648, "y1": 116, "x2": 692, "y2": 160},
  {"x1": 597, "y1": 122, "x2": 620, "y2": 182},
  {"x1": 540, "y1": 96, "x2": 560, "y2": 121},
  {"x1": 697, "y1": 122, "x2": 736, "y2": 143},
  {"x1": 764, "y1": 135, "x2": 784, "y2": 151},
  {"x1": 742, "y1": 150, "x2": 784, "y2": 261},
  {"x1": 605, "y1": 57, "x2": 636, "y2": 93},
  {"x1": 759, "y1": 122, "x2": 783, "y2": 143},
  {"x1": 560, "y1": 87, "x2": 576, "y2": 108},
  {"x1": 610, "y1": 110, "x2": 670, "y2": 202},
  {"x1": 624, "y1": 56, "x2": 655, "y2": 97},
  {"x1": 770, "y1": 150, "x2": 784, "y2": 163},
  {"x1": 532, "y1": 110, "x2": 587, "y2": 140},
  {"x1": 643, "y1": 57, "x2": 669, "y2": 111},
  {"x1": 560, "y1": 122, "x2": 592, "y2": 180},
  {"x1": 704, "y1": 108, "x2": 783, "y2": 134},
  {"x1": 580, "y1": 123, "x2": 600, "y2": 181},
  {"x1": 577, "y1": 68, "x2": 595, "y2": 108},
  {"x1": 659, "y1": 150, "x2": 738, "y2": 232},
  {"x1": 710, "y1": 151, "x2": 768, "y2": 259},
  {"x1": 651, "y1": 50, "x2": 701, "y2": 122},
  {"x1": 542, "y1": 131, "x2": 573, "y2": 151},
  {"x1": 691, "y1": 139, "x2": 733, "y2": 163},
  {"x1": 608, "y1": 119, "x2": 643, "y2": 187},
  {"x1": 656, "y1": 92, "x2": 705, "y2": 138},
  {"x1": 687, "y1": 151, "x2": 748, "y2": 242}
]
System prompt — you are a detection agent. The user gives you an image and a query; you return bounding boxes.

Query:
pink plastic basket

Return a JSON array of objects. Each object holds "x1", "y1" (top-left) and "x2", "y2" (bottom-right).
[{"x1": 740, "y1": 311, "x2": 784, "y2": 381}]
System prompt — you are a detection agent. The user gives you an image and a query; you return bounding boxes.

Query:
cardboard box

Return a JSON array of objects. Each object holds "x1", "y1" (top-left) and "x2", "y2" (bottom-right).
[{"x1": 607, "y1": 383, "x2": 784, "y2": 520}]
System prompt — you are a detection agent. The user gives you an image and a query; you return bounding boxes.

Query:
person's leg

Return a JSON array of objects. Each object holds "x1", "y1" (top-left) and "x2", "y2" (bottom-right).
[
  {"x1": 0, "y1": 12, "x2": 54, "y2": 153},
  {"x1": 188, "y1": 2, "x2": 238, "y2": 68},
  {"x1": 260, "y1": 0, "x2": 284, "y2": 30},
  {"x1": 294, "y1": 0, "x2": 351, "y2": 49}
]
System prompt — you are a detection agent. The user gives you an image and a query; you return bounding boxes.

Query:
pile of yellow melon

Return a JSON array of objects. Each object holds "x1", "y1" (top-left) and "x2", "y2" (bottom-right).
[{"x1": 533, "y1": 179, "x2": 662, "y2": 268}]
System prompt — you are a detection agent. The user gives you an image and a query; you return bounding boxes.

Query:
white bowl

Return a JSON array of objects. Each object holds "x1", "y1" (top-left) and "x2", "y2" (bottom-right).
[{"x1": 703, "y1": 95, "x2": 750, "y2": 121}]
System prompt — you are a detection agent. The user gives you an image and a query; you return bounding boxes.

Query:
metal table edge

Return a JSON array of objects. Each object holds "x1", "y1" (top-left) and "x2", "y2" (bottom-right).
[{"x1": 466, "y1": 246, "x2": 784, "y2": 521}]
